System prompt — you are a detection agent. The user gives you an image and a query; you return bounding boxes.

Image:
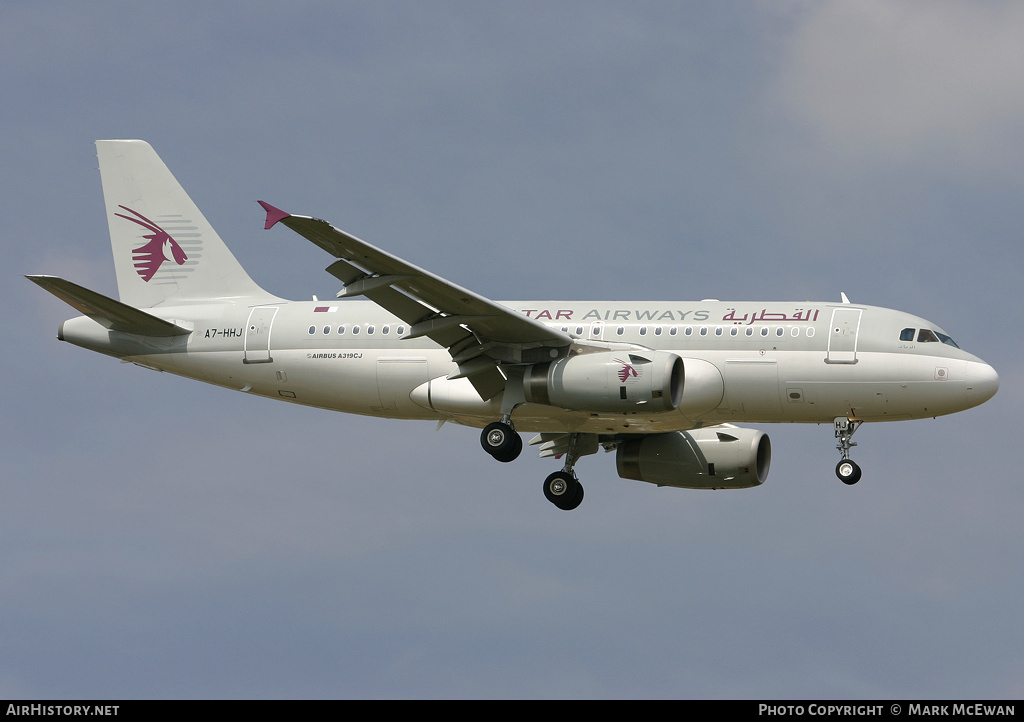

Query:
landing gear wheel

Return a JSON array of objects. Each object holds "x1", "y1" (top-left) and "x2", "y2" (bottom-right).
[
  {"x1": 493, "y1": 433, "x2": 523, "y2": 463},
  {"x1": 835, "y1": 459, "x2": 862, "y2": 485},
  {"x1": 481, "y1": 422, "x2": 521, "y2": 462},
  {"x1": 543, "y1": 471, "x2": 584, "y2": 511}
]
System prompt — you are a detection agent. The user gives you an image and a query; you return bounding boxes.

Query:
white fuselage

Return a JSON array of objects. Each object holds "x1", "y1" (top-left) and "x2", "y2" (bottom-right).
[
  {"x1": 58, "y1": 298, "x2": 999, "y2": 434},
  {"x1": 30, "y1": 140, "x2": 1001, "y2": 506}
]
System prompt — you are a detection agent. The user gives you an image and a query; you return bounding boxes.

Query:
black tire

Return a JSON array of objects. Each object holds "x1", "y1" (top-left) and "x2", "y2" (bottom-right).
[
  {"x1": 481, "y1": 422, "x2": 520, "y2": 461},
  {"x1": 561, "y1": 481, "x2": 584, "y2": 510},
  {"x1": 836, "y1": 459, "x2": 862, "y2": 485},
  {"x1": 492, "y1": 432, "x2": 523, "y2": 463},
  {"x1": 543, "y1": 471, "x2": 584, "y2": 510}
]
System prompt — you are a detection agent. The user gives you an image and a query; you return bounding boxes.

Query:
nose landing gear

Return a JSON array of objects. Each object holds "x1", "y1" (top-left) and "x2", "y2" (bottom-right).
[
  {"x1": 834, "y1": 417, "x2": 862, "y2": 485},
  {"x1": 835, "y1": 458, "x2": 862, "y2": 485}
]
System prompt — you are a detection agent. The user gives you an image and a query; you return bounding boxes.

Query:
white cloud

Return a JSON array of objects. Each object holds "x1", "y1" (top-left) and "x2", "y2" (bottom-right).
[{"x1": 769, "y1": 0, "x2": 1024, "y2": 174}]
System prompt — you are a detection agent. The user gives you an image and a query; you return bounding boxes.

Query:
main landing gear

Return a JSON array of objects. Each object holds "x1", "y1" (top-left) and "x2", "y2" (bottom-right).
[
  {"x1": 480, "y1": 421, "x2": 587, "y2": 511},
  {"x1": 480, "y1": 419, "x2": 522, "y2": 463},
  {"x1": 543, "y1": 470, "x2": 584, "y2": 511},
  {"x1": 834, "y1": 417, "x2": 862, "y2": 485},
  {"x1": 542, "y1": 433, "x2": 587, "y2": 511}
]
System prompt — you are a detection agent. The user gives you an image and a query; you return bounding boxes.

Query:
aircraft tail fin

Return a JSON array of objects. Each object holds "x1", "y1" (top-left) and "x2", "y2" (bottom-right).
[{"x1": 96, "y1": 140, "x2": 274, "y2": 308}]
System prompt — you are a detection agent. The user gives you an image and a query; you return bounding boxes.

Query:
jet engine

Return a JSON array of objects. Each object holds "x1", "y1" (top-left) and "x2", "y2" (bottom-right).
[
  {"x1": 522, "y1": 350, "x2": 684, "y2": 413},
  {"x1": 616, "y1": 427, "x2": 771, "y2": 489}
]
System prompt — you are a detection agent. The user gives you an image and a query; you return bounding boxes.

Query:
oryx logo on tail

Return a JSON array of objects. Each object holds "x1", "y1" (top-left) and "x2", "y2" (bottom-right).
[{"x1": 115, "y1": 205, "x2": 188, "y2": 282}]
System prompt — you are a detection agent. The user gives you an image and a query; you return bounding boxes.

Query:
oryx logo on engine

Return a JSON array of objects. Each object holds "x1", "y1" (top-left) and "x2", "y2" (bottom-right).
[{"x1": 615, "y1": 359, "x2": 639, "y2": 383}]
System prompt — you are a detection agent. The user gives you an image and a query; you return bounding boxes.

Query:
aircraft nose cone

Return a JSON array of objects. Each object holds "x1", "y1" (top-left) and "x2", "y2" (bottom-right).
[{"x1": 965, "y1": 361, "x2": 999, "y2": 406}]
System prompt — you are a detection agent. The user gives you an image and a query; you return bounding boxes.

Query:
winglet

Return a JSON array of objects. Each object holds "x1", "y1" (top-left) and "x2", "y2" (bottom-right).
[{"x1": 258, "y1": 200, "x2": 291, "y2": 230}]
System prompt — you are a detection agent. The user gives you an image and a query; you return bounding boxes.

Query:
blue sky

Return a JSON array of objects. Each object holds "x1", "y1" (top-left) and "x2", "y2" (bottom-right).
[{"x1": 4, "y1": 1, "x2": 1022, "y2": 698}]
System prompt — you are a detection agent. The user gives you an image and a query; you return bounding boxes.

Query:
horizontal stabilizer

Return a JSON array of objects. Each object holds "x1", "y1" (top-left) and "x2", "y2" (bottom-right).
[{"x1": 26, "y1": 275, "x2": 192, "y2": 337}]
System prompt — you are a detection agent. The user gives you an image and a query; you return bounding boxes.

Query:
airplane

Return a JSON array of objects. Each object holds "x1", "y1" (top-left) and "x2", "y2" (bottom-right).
[{"x1": 28, "y1": 140, "x2": 999, "y2": 510}]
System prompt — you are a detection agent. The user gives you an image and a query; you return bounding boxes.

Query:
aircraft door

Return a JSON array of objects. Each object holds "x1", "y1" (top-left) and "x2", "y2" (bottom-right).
[
  {"x1": 244, "y1": 306, "x2": 278, "y2": 364},
  {"x1": 826, "y1": 308, "x2": 862, "y2": 364}
]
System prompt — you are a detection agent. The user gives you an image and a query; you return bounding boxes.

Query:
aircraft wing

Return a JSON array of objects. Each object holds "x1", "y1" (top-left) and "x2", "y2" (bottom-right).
[{"x1": 259, "y1": 202, "x2": 571, "y2": 399}]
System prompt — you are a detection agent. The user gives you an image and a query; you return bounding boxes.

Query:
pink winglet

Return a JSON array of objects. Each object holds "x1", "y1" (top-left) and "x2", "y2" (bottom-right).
[{"x1": 258, "y1": 200, "x2": 291, "y2": 230}]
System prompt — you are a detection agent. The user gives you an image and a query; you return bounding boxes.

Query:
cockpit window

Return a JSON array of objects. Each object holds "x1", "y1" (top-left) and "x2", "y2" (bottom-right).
[{"x1": 909, "y1": 328, "x2": 961, "y2": 348}]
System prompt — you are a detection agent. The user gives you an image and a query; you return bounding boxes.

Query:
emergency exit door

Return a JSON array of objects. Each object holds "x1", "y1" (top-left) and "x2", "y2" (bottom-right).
[
  {"x1": 826, "y1": 307, "x2": 862, "y2": 364},
  {"x1": 244, "y1": 306, "x2": 278, "y2": 364}
]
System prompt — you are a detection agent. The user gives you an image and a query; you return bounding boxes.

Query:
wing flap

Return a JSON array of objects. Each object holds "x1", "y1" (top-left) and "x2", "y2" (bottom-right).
[
  {"x1": 529, "y1": 433, "x2": 600, "y2": 459},
  {"x1": 325, "y1": 260, "x2": 479, "y2": 349}
]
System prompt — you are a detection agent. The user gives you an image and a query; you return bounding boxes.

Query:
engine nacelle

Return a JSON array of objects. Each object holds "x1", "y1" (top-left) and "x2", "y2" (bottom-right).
[
  {"x1": 522, "y1": 350, "x2": 684, "y2": 413},
  {"x1": 676, "y1": 358, "x2": 724, "y2": 421},
  {"x1": 616, "y1": 427, "x2": 771, "y2": 489}
]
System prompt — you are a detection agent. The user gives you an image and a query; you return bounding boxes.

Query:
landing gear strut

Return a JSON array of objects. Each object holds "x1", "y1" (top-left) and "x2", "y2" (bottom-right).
[{"x1": 834, "y1": 417, "x2": 862, "y2": 485}]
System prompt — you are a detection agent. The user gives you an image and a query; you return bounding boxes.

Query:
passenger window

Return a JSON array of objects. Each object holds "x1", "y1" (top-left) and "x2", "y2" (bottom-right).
[
  {"x1": 640, "y1": 327, "x2": 647, "y2": 336},
  {"x1": 352, "y1": 326, "x2": 360, "y2": 335},
  {"x1": 730, "y1": 327, "x2": 738, "y2": 336},
  {"x1": 323, "y1": 326, "x2": 330, "y2": 335},
  {"x1": 776, "y1": 327, "x2": 784, "y2": 336},
  {"x1": 397, "y1": 326, "x2": 406, "y2": 335},
  {"x1": 918, "y1": 329, "x2": 939, "y2": 343},
  {"x1": 367, "y1": 325, "x2": 375, "y2": 335},
  {"x1": 900, "y1": 328, "x2": 915, "y2": 341},
  {"x1": 699, "y1": 327, "x2": 708, "y2": 336},
  {"x1": 616, "y1": 326, "x2": 624, "y2": 336},
  {"x1": 745, "y1": 327, "x2": 753, "y2": 336},
  {"x1": 654, "y1": 327, "x2": 662, "y2": 336},
  {"x1": 382, "y1": 325, "x2": 390, "y2": 335},
  {"x1": 669, "y1": 327, "x2": 677, "y2": 336},
  {"x1": 338, "y1": 325, "x2": 346, "y2": 335},
  {"x1": 760, "y1": 327, "x2": 769, "y2": 336},
  {"x1": 308, "y1": 325, "x2": 316, "y2": 335}
]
